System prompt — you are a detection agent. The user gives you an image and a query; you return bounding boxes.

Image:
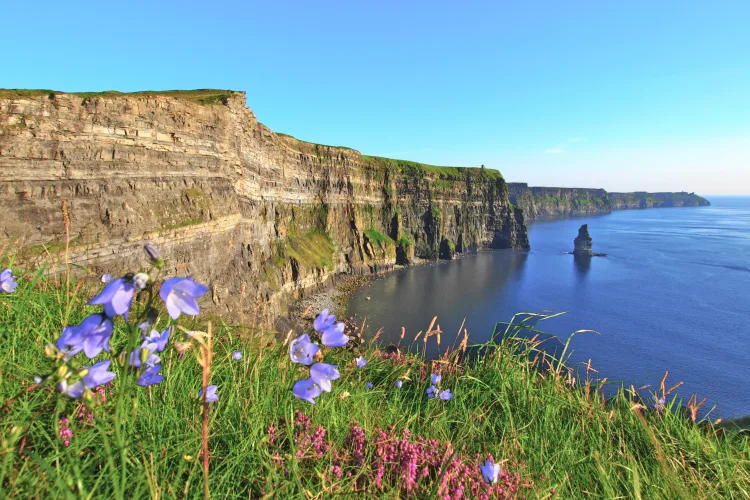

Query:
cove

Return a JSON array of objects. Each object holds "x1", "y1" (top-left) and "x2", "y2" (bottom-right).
[{"x1": 348, "y1": 196, "x2": 750, "y2": 418}]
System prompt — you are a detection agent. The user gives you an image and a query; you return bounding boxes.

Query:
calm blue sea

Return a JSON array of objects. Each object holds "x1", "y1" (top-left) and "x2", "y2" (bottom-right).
[{"x1": 348, "y1": 196, "x2": 750, "y2": 418}]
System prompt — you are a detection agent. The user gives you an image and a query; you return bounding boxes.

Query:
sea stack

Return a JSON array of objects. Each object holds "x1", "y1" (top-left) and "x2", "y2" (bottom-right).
[{"x1": 573, "y1": 224, "x2": 593, "y2": 255}]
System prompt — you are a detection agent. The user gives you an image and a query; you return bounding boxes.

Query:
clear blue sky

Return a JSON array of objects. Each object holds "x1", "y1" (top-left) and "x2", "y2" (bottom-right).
[{"x1": 2, "y1": 1, "x2": 748, "y2": 194}]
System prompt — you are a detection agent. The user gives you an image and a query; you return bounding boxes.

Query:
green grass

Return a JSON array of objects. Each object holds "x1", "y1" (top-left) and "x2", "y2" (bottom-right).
[
  {"x1": 0, "y1": 267, "x2": 748, "y2": 498},
  {"x1": 284, "y1": 230, "x2": 335, "y2": 271},
  {"x1": 362, "y1": 155, "x2": 503, "y2": 181},
  {"x1": 0, "y1": 89, "x2": 239, "y2": 105}
]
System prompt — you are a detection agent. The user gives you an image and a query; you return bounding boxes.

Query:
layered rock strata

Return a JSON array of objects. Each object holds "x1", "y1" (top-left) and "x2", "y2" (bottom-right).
[{"x1": 0, "y1": 90, "x2": 528, "y2": 326}]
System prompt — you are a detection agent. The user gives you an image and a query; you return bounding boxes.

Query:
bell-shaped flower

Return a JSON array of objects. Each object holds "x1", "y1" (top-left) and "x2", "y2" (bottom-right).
[
  {"x1": 289, "y1": 334, "x2": 320, "y2": 365},
  {"x1": 137, "y1": 365, "x2": 164, "y2": 387},
  {"x1": 431, "y1": 373, "x2": 441, "y2": 385},
  {"x1": 143, "y1": 328, "x2": 170, "y2": 352},
  {"x1": 356, "y1": 356, "x2": 367, "y2": 368},
  {"x1": 59, "y1": 361, "x2": 116, "y2": 399},
  {"x1": 88, "y1": 277, "x2": 136, "y2": 318},
  {"x1": 439, "y1": 389, "x2": 453, "y2": 401},
  {"x1": 128, "y1": 341, "x2": 161, "y2": 368},
  {"x1": 314, "y1": 309, "x2": 336, "y2": 332},
  {"x1": 480, "y1": 458, "x2": 501, "y2": 484},
  {"x1": 101, "y1": 273, "x2": 112, "y2": 283},
  {"x1": 133, "y1": 272, "x2": 149, "y2": 290},
  {"x1": 199, "y1": 385, "x2": 219, "y2": 403},
  {"x1": 366, "y1": 382, "x2": 374, "y2": 389},
  {"x1": 396, "y1": 380, "x2": 403, "y2": 389},
  {"x1": 144, "y1": 244, "x2": 164, "y2": 269},
  {"x1": 232, "y1": 351, "x2": 242, "y2": 360},
  {"x1": 310, "y1": 363, "x2": 340, "y2": 392},
  {"x1": 56, "y1": 313, "x2": 113, "y2": 359},
  {"x1": 426, "y1": 385, "x2": 437, "y2": 399},
  {"x1": 321, "y1": 322, "x2": 350, "y2": 347},
  {"x1": 293, "y1": 378, "x2": 322, "y2": 404},
  {"x1": 160, "y1": 277, "x2": 209, "y2": 320},
  {"x1": 0, "y1": 268, "x2": 18, "y2": 293}
]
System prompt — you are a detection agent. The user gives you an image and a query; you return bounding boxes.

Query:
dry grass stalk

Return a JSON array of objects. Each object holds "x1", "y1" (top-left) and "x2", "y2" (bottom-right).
[
  {"x1": 371, "y1": 328, "x2": 384, "y2": 344},
  {"x1": 400, "y1": 327, "x2": 405, "y2": 341}
]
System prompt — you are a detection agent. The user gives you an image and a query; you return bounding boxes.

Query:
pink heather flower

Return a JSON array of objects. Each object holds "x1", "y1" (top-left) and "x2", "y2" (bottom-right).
[{"x1": 58, "y1": 417, "x2": 72, "y2": 447}]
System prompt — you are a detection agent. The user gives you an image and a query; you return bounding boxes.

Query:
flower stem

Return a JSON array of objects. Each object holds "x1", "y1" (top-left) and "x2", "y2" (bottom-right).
[{"x1": 202, "y1": 322, "x2": 213, "y2": 500}]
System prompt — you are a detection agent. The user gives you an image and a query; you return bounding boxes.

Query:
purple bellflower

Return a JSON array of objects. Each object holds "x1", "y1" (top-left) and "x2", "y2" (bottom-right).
[
  {"x1": 56, "y1": 313, "x2": 113, "y2": 359},
  {"x1": 310, "y1": 363, "x2": 340, "y2": 392},
  {"x1": 59, "y1": 361, "x2": 116, "y2": 399},
  {"x1": 480, "y1": 458, "x2": 501, "y2": 484},
  {"x1": 293, "y1": 378, "x2": 322, "y2": 404},
  {"x1": 426, "y1": 385, "x2": 437, "y2": 399},
  {"x1": 199, "y1": 385, "x2": 219, "y2": 403},
  {"x1": 137, "y1": 365, "x2": 164, "y2": 387},
  {"x1": 160, "y1": 277, "x2": 209, "y2": 320},
  {"x1": 0, "y1": 268, "x2": 18, "y2": 293},
  {"x1": 366, "y1": 382, "x2": 374, "y2": 389},
  {"x1": 321, "y1": 322, "x2": 350, "y2": 347},
  {"x1": 439, "y1": 389, "x2": 453, "y2": 401},
  {"x1": 396, "y1": 380, "x2": 403, "y2": 389},
  {"x1": 431, "y1": 373, "x2": 441, "y2": 385},
  {"x1": 232, "y1": 351, "x2": 242, "y2": 360},
  {"x1": 313, "y1": 309, "x2": 336, "y2": 332},
  {"x1": 88, "y1": 277, "x2": 136, "y2": 318},
  {"x1": 143, "y1": 328, "x2": 170, "y2": 352},
  {"x1": 101, "y1": 273, "x2": 112, "y2": 283},
  {"x1": 128, "y1": 341, "x2": 161, "y2": 368},
  {"x1": 289, "y1": 334, "x2": 320, "y2": 365},
  {"x1": 356, "y1": 356, "x2": 367, "y2": 368}
]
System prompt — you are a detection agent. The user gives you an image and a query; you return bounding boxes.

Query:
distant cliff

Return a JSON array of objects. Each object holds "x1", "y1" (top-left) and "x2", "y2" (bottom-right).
[
  {"x1": 508, "y1": 183, "x2": 709, "y2": 219},
  {"x1": 0, "y1": 89, "x2": 528, "y2": 326}
]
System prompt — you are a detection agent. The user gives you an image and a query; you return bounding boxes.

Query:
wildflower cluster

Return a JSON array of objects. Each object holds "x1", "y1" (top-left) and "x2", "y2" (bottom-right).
[
  {"x1": 427, "y1": 373, "x2": 453, "y2": 401},
  {"x1": 290, "y1": 309, "x2": 350, "y2": 404},
  {"x1": 35, "y1": 244, "x2": 208, "y2": 403},
  {"x1": 267, "y1": 419, "x2": 526, "y2": 498}
]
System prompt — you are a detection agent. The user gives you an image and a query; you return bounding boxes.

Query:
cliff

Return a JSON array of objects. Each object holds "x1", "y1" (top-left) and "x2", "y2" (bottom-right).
[
  {"x1": 0, "y1": 89, "x2": 528, "y2": 326},
  {"x1": 508, "y1": 183, "x2": 709, "y2": 219}
]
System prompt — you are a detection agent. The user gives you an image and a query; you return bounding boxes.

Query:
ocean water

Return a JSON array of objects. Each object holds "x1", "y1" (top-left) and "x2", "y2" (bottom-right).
[{"x1": 348, "y1": 196, "x2": 750, "y2": 418}]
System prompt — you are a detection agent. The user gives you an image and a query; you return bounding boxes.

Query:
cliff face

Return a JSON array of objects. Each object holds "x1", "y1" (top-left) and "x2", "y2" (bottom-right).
[
  {"x1": 0, "y1": 90, "x2": 528, "y2": 326},
  {"x1": 508, "y1": 183, "x2": 709, "y2": 220}
]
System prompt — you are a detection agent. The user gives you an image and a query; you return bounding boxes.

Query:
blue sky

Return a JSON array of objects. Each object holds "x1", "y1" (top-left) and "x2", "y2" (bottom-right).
[{"x1": 2, "y1": 1, "x2": 748, "y2": 194}]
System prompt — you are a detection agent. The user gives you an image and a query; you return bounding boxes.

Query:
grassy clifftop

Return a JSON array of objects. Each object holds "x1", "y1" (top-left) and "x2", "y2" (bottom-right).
[
  {"x1": 0, "y1": 88, "x2": 241, "y2": 105},
  {"x1": 0, "y1": 263, "x2": 747, "y2": 498}
]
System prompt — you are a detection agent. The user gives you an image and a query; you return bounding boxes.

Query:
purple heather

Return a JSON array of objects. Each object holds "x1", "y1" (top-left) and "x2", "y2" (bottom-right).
[{"x1": 159, "y1": 277, "x2": 209, "y2": 320}]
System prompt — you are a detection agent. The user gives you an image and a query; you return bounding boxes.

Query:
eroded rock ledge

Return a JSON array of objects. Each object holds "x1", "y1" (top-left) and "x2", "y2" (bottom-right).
[{"x1": 0, "y1": 90, "x2": 528, "y2": 326}]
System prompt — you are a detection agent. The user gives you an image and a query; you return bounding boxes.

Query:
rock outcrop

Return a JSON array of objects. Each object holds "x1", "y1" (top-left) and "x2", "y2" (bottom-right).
[
  {"x1": 508, "y1": 183, "x2": 709, "y2": 220},
  {"x1": 0, "y1": 90, "x2": 529, "y2": 326},
  {"x1": 573, "y1": 224, "x2": 593, "y2": 255}
]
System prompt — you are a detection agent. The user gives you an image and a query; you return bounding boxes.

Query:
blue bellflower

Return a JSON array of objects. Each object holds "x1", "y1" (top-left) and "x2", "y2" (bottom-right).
[
  {"x1": 426, "y1": 385, "x2": 437, "y2": 398},
  {"x1": 0, "y1": 268, "x2": 18, "y2": 293},
  {"x1": 143, "y1": 328, "x2": 170, "y2": 352},
  {"x1": 128, "y1": 341, "x2": 161, "y2": 368},
  {"x1": 310, "y1": 363, "x2": 340, "y2": 392},
  {"x1": 356, "y1": 356, "x2": 367, "y2": 368},
  {"x1": 366, "y1": 382, "x2": 374, "y2": 389},
  {"x1": 101, "y1": 273, "x2": 112, "y2": 283},
  {"x1": 480, "y1": 458, "x2": 501, "y2": 484},
  {"x1": 431, "y1": 373, "x2": 441, "y2": 385},
  {"x1": 232, "y1": 351, "x2": 242, "y2": 360},
  {"x1": 321, "y1": 322, "x2": 350, "y2": 347},
  {"x1": 439, "y1": 389, "x2": 453, "y2": 401},
  {"x1": 396, "y1": 380, "x2": 403, "y2": 388},
  {"x1": 137, "y1": 365, "x2": 164, "y2": 386},
  {"x1": 56, "y1": 313, "x2": 113, "y2": 359},
  {"x1": 313, "y1": 309, "x2": 336, "y2": 332},
  {"x1": 160, "y1": 277, "x2": 209, "y2": 320},
  {"x1": 289, "y1": 334, "x2": 320, "y2": 365},
  {"x1": 199, "y1": 385, "x2": 219, "y2": 403},
  {"x1": 293, "y1": 378, "x2": 323, "y2": 404},
  {"x1": 60, "y1": 361, "x2": 116, "y2": 398},
  {"x1": 88, "y1": 277, "x2": 136, "y2": 318}
]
